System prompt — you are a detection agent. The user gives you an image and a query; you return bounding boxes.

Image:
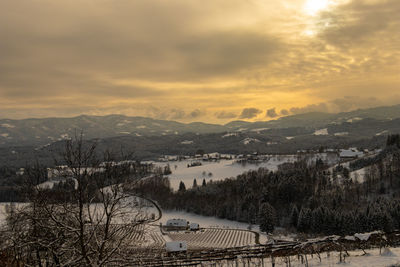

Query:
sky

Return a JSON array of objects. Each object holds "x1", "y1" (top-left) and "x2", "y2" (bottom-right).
[{"x1": 0, "y1": 0, "x2": 399, "y2": 123}]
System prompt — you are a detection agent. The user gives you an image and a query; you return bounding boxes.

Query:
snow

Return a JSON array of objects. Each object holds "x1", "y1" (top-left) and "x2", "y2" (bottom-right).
[
  {"x1": 335, "y1": 132, "x2": 349, "y2": 136},
  {"x1": 36, "y1": 178, "x2": 78, "y2": 190},
  {"x1": 354, "y1": 231, "x2": 381, "y2": 241},
  {"x1": 340, "y1": 149, "x2": 364, "y2": 158},
  {"x1": 60, "y1": 133, "x2": 69, "y2": 139},
  {"x1": 345, "y1": 235, "x2": 357, "y2": 241},
  {"x1": 267, "y1": 141, "x2": 278, "y2": 145},
  {"x1": 37, "y1": 180, "x2": 59, "y2": 189},
  {"x1": 242, "y1": 138, "x2": 260, "y2": 145},
  {"x1": 314, "y1": 128, "x2": 329, "y2": 135},
  {"x1": 116, "y1": 120, "x2": 132, "y2": 127},
  {"x1": 160, "y1": 210, "x2": 268, "y2": 243},
  {"x1": 251, "y1": 128, "x2": 269, "y2": 132},
  {"x1": 119, "y1": 131, "x2": 131, "y2": 134},
  {"x1": 222, "y1": 133, "x2": 238, "y2": 138},
  {"x1": 156, "y1": 157, "x2": 297, "y2": 190},
  {"x1": 350, "y1": 168, "x2": 367, "y2": 183},
  {"x1": 0, "y1": 203, "x2": 8, "y2": 227},
  {"x1": 347, "y1": 117, "x2": 362, "y2": 123},
  {"x1": 286, "y1": 136, "x2": 295, "y2": 140},
  {"x1": 0, "y1": 133, "x2": 9, "y2": 138},
  {"x1": 3, "y1": 199, "x2": 400, "y2": 267},
  {"x1": 0, "y1": 197, "x2": 152, "y2": 228},
  {"x1": 381, "y1": 247, "x2": 396, "y2": 257},
  {"x1": 1, "y1": 123, "x2": 15, "y2": 128},
  {"x1": 376, "y1": 130, "x2": 388, "y2": 136},
  {"x1": 180, "y1": 140, "x2": 194, "y2": 145},
  {"x1": 268, "y1": 247, "x2": 400, "y2": 266}
]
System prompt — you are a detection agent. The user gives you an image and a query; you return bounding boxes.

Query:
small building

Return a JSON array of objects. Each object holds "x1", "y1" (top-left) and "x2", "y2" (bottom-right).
[
  {"x1": 189, "y1": 222, "x2": 200, "y2": 231},
  {"x1": 340, "y1": 148, "x2": 364, "y2": 159},
  {"x1": 166, "y1": 218, "x2": 188, "y2": 228},
  {"x1": 166, "y1": 241, "x2": 187, "y2": 253},
  {"x1": 208, "y1": 152, "x2": 220, "y2": 160}
]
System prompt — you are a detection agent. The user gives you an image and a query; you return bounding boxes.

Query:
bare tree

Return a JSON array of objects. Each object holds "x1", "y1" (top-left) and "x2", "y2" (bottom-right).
[{"x1": 3, "y1": 134, "x2": 155, "y2": 266}]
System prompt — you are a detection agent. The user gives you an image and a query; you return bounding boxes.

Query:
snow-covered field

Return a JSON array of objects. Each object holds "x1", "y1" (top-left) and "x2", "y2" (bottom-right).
[
  {"x1": 161, "y1": 209, "x2": 255, "y2": 230},
  {"x1": 314, "y1": 128, "x2": 329, "y2": 135},
  {"x1": 167, "y1": 228, "x2": 256, "y2": 249},
  {"x1": 350, "y1": 167, "x2": 367, "y2": 183},
  {"x1": 187, "y1": 247, "x2": 400, "y2": 266},
  {"x1": 156, "y1": 156, "x2": 298, "y2": 190},
  {"x1": 334, "y1": 132, "x2": 349, "y2": 136},
  {"x1": 0, "y1": 203, "x2": 8, "y2": 227},
  {"x1": 160, "y1": 209, "x2": 269, "y2": 243},
  {"x1": 268, "y1": 247, "x2": 400, "y2": 267}
]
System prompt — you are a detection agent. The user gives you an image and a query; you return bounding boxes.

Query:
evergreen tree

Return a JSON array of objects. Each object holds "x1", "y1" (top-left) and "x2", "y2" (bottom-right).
[
  {"x1": 163, "y1": 164, "x2": 172, "y2": 175},
  {"x1": 389, "y1": 201, "x2": 400, "y2": 229},
  {"x1": 193, "y1": 179, "x2": 198, "y2": 188},
  {"x1": 322, "y1": 207, "x2": 336, "y2": 235},
  {"x1": 202, "y1": 179, "x2": 206, "y2": 187},
  {"x1": 178, "y1": 181, "x2": 186, "y2": 192},
  {"x1": 297, "y1": 208, "x2": 312, "y2": 233},
  {"x1": 289, "y1": 205, "x2": 299, "y2": 228},
  {"x1": 387, "y1": 134, "x2": 400, "y2": 148},
  {"x1": 311, "y1": 207, "x2": 324, "y2": 234},
  {"x1": 258, "y1": 202, "x2": 277, "y2": 233}
]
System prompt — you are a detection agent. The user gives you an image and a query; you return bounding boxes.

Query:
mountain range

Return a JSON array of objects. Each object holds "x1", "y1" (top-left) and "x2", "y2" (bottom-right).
[{"x1": 1, "y1": 104, "x2": 400, "y2": 149}]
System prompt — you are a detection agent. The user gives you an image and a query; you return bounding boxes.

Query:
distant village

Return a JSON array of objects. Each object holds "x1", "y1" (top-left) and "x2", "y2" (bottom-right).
[{"x1": 157, "y1": 147, "x2": 382, "y2": 163}]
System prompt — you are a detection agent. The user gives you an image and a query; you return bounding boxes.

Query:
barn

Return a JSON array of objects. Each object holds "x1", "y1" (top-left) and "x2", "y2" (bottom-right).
[{"x1": 165, "y1": 218, "x2": 188, "y2": 230}]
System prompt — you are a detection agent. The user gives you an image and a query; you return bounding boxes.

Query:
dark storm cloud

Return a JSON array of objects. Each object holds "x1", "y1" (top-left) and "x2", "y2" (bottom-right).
[
  {"x1": 290, "y1": 103, "x2": 329, "y2": 114},
  {"x1": 167, "y1": 109, "x2": 186, "y2": 120},
  {"x1": 190, "y1": 109, "x2": 205, "y2": 118},
  {"x1": 239, "y1": 108, "x2": 262, "y2": 119},
  {"x1": 214, "y1": 111, "x2": 238, "y2": 119},
  {"x1": 280, "y1": 109, "x2": 289, "y2": 116},
  {"x1": 319, "y1": 0, "x2": 400, "y2": 50},
  {"x1": 266, "y1": 108, "x2": 278, "y2": 118}
]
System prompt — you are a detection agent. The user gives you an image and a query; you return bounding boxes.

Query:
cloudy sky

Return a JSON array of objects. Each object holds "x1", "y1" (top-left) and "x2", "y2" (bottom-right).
[{"x1": 0, "y1": 0, "x2": 399, "y2": 122}]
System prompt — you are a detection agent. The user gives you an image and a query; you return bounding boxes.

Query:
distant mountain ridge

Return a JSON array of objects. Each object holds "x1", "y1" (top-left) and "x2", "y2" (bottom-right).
[{"x1": 1, "y1": 104, "x2": 400, "y2": 148}]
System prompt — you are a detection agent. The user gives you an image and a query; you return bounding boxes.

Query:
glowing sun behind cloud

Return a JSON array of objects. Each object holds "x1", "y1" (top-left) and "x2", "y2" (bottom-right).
[{"x1": 304, "y1": 0, "x2": 330, "y2": 16}]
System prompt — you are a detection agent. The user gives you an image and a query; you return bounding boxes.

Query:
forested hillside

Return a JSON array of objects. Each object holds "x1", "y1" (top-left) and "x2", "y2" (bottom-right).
[{"x1": 136, "y1": 135, "x2": 400, "y2": 235}]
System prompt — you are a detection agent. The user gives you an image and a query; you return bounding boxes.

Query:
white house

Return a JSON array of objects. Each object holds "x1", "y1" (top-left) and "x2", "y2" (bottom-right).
[{"x1": 166, "y1": 218, "x2": 188, "y2": 228}]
